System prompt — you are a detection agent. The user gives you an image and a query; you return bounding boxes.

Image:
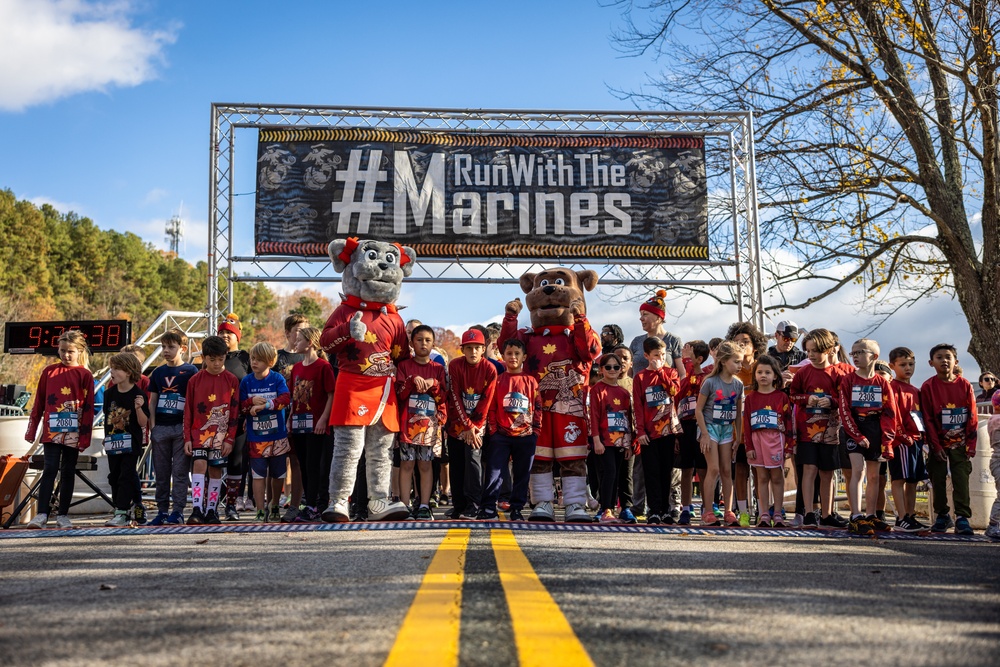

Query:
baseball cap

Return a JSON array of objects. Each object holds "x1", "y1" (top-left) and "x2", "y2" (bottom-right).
[
  {"x1": 461, "y1": 329, "x2": 486, "y2": 346},
  {"x1": 775, "y1": 320, "x2": 800, "y2": 340}
]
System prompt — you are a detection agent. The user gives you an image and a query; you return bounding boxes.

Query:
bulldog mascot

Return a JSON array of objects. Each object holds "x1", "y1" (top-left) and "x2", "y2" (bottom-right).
[
  {"x1": 320, "y1": 237, "x2": 414, "y2": 522},
  {"x1": 499, "y1": 268, "x2": 602, "y2": 521}
]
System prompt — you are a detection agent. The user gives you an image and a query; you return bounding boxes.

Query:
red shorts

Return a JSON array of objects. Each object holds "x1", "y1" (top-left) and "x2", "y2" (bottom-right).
[{"x1": 534, "y1": 412, "x2": 589, "y2": 462}]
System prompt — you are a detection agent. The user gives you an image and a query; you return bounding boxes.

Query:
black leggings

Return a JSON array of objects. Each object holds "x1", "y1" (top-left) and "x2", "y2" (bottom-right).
[
  {"x1": 291, "y1": 432, "x2": 333, "y2": 508},
  {"x1": 36, "y1": 443, "x2": 79, "y2": 515},
  {"x1": 107, "y1": 451, "x2": 139, "y2": 512}
]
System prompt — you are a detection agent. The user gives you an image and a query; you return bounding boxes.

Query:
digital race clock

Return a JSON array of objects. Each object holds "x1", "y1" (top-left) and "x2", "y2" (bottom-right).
[{"x1": 3, "y1": 320, "x2": 132, "y2": 355}]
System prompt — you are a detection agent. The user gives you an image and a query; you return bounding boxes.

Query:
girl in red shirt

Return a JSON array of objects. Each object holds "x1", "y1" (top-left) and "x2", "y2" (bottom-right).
[
  {"x1": 590, "y1": 353, "x2": 637, "y2": 524},
  {"x1": 743, "y1": 356, "x2": 793, "y2": 527}
]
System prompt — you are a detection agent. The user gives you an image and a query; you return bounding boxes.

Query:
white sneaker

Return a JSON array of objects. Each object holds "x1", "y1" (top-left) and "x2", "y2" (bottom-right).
[
  {"x1": 55, "y1": 515, "x2": 73, "y2": 529},
  {"x1": 26, "y1": 513, "x2": 48, "y2": 529},
  {"x1": 789, "y1": 514, "x2": 804, "y2": 528},
  {"x1": 564, "y1": 502, "x2": 592, "y2": 523},
  {"x1": 321, "y1": 500, "x2": 351, "y2": 523},
  {"x1": 367, "y1": 498, "x2": 410, "y2": 521},
  {"x1": 105, "y1": 513, "x2": 128, "y2": 527},
  {"x1": 529, "y1": 501, "x2": 555, "y2": 522}
]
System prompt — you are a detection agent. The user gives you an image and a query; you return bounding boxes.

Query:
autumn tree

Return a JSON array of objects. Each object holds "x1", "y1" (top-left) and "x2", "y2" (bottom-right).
[{"x1": 610, "y1": 0, "x2": 999, "y2": 369}]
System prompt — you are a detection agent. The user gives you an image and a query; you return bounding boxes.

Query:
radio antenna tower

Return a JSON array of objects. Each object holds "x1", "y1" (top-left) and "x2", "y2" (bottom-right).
[{"x1": 165, "y1": 204, "x2": 185, "y2": 256}]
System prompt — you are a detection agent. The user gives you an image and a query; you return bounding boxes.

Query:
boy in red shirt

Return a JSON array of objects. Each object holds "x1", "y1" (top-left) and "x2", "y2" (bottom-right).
[
  {"x1": 676, "y1": 340, "x2": 709, "y2": 525},
  {"x1": 631, "y1": 336, "x2": 681, "y2": 524},
  {"x1": 183, "y1": 336, "x2": 239, "y2": 525},
  {"x1": 483, "y1": 339, "x2": 541, "y2": 520},
  {"x1": 447, "y1": 329, "x2": 498, "y2": 519},
  {"x1": 395, "y1": 325, "x2": 448, "y2": 520},
  {"x1": 920, "y1": 343, "x2": 978, "y2": 535},
  {"x1": 887, "y1": 347, "x2": 929, "y2": 532},
  {"x1": 838, "y1": 339, "x2": 897, "y2": 536}
]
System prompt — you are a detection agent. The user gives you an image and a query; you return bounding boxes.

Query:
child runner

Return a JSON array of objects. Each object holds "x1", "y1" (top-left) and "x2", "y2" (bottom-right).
[
  {"x1": 695, "y1": 341, "x2": 744, "y2": 526},
  {"x1": 148, "y1": 330, "x2": 198, "y2": 525},
  {"x1": 240, "y1": 342, "x2": 292, "y2": 522},
  {"x1": 726, "y1": 322, "x2": 768, "y2": 527},
  {"x1": 590, "y1": 352, "x2": 636, "y2": 524},
  {"x1": 483, "y1": 339, "x2": 541, "y2": 521},
  {"x1": 446, "y1": 329, "x2": 498, "y2": 519},
  {"x1": 184, "y1": 335, "x2": 239, "y2": 525},
  {"x1": 396, "y1": 325, "x2": 448, "y2": 520},
  {"x1": 789, "y1": 328, "x2": 847, "y2": 529},
  {"x1": 676, "y1": 340, "x2": 709, "y2": 525},
  {"x1": 103, "y1": 352, "x2": 150, "y2": 526},
  {"x1": 887, "y1": 347, "x2": 929, "y2": 532},
  {"x1": 920, "y1": 343, "x2": 978, "y2": 535},
  {"x1": 274, "y1": 314, "x2": 308, "y2": 522},
  {"x1": 743, "y1": 355, "x2": 793, "y2": 527},
  {"x1": 632, "y1": 337, "x2": 682, "y2": 524},
  {"x1": 287, "y1": 327, "x2": 336, "y2": 522},
  {"x1": 24, "y1": 330, "x2": 95, "y2": 529},
  {"x1": 839, "y1": 339, "x2": 898, "y2": 535},
  {"x1": 985, "y1": 393, "x2": 1000, "y2": 539},
  {"x1": 873, "y1": 359, "x2": 896, "y2": 524}
]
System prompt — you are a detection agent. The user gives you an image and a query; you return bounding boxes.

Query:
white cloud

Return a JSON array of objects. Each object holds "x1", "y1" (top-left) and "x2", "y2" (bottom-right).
[
  {"x1": 28, "y1": 194, "x2": 87, "y2": 214},
  {"x1": 142, "y1": 187, "x2": 169, "y2": 205},
  {"x1": 0, "y1": 0, "x2": 177, "y2": 112}
]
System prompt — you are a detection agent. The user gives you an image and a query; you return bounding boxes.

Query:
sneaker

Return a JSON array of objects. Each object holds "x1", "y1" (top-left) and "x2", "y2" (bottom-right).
[
  {"x1": 803, "y1": 512, "x2": 819, "y2": 527},
  {"x1": 165, "y1": 511, "x2": 185, "y2": 525},
  {"x1": 909, "y1": 515, "x2": 929, "y2": 531},
  {"x1": 509, "y1": 508, "x2": 525, "y2": 521},
  {"x1": 498, "y1": 500, "x2": 511, "y2": 511},
  {"x1": 225, "y1": 503, "x2": 240, "y2": 522},
  {"x1": 662, "y1": 513, "x2": 676, "y2": 525},
  {"x1": 984, "y1": 523, "x2": 1000, "y2": 539},
  {"x1": 26, "y1": 513, "x2": 49, "y2": 529},
  {"x1": 255, "y1": 509, "x2": 267, "y2": 522},
  {"x1": 106, "y1": 511, "x2": 129, "y2": 527},
  {"x1": 322, "y1": 500, "x2": 351, "y2": 523},
  {"x1": 738, "y1": 511, "x2": 751, "y2": 527},
  {"x1": 598, "y1": 509, "x2": 619, "y2": 524},
  {"x1": 702, "y1": 513, "x2": 721, "y2": 527},
  {"x1": 476, "y1": 508, "x2": 499, "y2": 521},
  {"x1": 459, "y1": 508, "x2": 479, "y2": 520},
  {"x1": 268, "y1": 506, "x2": 281, "y2": 522},
  {"x1": 646, "y1": 513, "x2": 662, "y2": 524},
  {"x1": 187, "y1": 507, "x2": 206, "y2": 525},
  {"x1": 619, "y1": 508, "x2": 638, "y2": 524},
  {"x1": 757, "y1": 515, "x2": 772, "y2": 528},
  {"x1": 55, "y1": 514, "x2": 73, "y2": 529},
  {"x1": 148, "y1": 512, "x2": 169, "y2": 526},
  {"x1": 772, "y1": 515, "x2": 787, "y2": 528},
  {"x1": 790, "y1": 513, "x2": 804, "y2": 528},
  {"x1": 869, "y1": 515, "x2": 891, "y2": 532},
  {"x1": 678, "y1": 509, "x2": 691, "y2": 525},
  {"x1": 819, "y1": 514, "x2": 841, "y2": 528},
  {"x1": 724, "y1": 511, "x2": 739, "y2": 526},
  {"x1": 415, "y1": 506, "x2": 434, "y2": 521},
  {"x1": 281, "y1": 506, "x2": 300, "y2": 523},
  {"x1": 931, "y1": 513, "x2": 951, "y2": 533},
  {"x1": 954, "y1": 516, "x2": 974, "y2": 535},
  {"x1": 848, "y1": 516, "x2": 875, "y2": 536},
  {"x1": 132, "y1": 504, "x2": 147, "y2": 525},
  {"x1": 204, "y1": 508, "x2": 221, "y2": 525},
  {"x1": 894, "y1": 515, "x2": 920, "y2": 533}
]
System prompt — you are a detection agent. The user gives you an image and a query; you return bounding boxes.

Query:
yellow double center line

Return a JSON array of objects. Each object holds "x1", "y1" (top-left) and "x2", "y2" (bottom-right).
[{"x1": 384, "y1": 529, "x2": 593, "y2": 667}]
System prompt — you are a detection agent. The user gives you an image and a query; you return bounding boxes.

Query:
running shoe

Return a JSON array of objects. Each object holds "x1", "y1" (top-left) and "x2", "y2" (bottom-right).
[
  {"x1": 165, "y1": 511, "x2": 185, "y2": 525},
  {"x1": 26, "y1": 513, "x2": 48, "y2": 529},
  {"x1": 187, "y1": 507, "x2": 206, "y2": 525},
  {"x1": 133, "y1": 504, "x2": 147, "y2": 525},
  {"x1": 619, "y1": 508, "x2": 638, "y2": 524},
  {"x1": 819, "y1": 514, "x2": 842, "y2": 528},
  {"x1": 712, "y1": 503, "x2": 723, "y2": 518},
  {"x1": 757, "y1": 515, "x2": 772, "y2": 528},
  {"x1": 55, "y1": 515, "x2": 73, "y2": 529},
  {"x1": 148, "y1": 512, "x2": 169, "y2": 526},
  {"x1": 508, "y1": 508, "x2": 525, "y2": 521},
  {"x1": 105, "y1": 512, "x2": 129, "y2": 527},
  {"x1": 954, "y1": 516, "x2": 974, "y2": 535},
  {"x1": 255, "y1": 509, "x2": 267, "y2": 522},
  {"x1": 803, "y1": 512, "x2": 819, "y2": 527},
  {"x1": 984, "y1": 523, "x2": 1000, "y2": 539},
  {"x1": 662, "y1": 513, "x2": 676, "y2": 525},
  {"x1": 869, "y1": 514, "x2": 891, "y2": 532},
  {"x1": 225, "y1": 503, "x2": 240, "y2": 522},
  {"x1": 894, "y1": 515, "x2": 920, "y2": 533},
  {"x1": 677, "y1": 509, "x2": 691, "y2": 526},
  {"x1": 269, "y1": 505, "x2": 281, "y2": 522},
  {"x1": 724, "y1": 510, "x2": 739, "y2": 526},
  {"x1": 598, "y1": 509, "x2": 619, "y2": 524},
  {"x1": 646, "y1": 513, "x2": 662, "y2": 524},
  {"x1": 772, "y1": 515, "x2": 787, "y2": 528},
  {"x1": 476, "y1": 508, "x2": 499, "y2": 521},
  {"x1": 415, "y1": 506, "x2": 434, "y2": 521},
  {"x1": 702, "y1": 511, "x2": 721, "y2": 527},
  {"x1": 204, "y1": 508, "x2": 221, "y2": 525},
  {"x1": 908, "y1": 514, "x2": 929, "y2": 531},
  {"x1": 459, "y1": 508, "x2": 479, "y2": 520},
  {"x1": 848, "y1": 516, "x2": 874, "y2": 536},
  {"x1": 738, "y1": 511, "x2": 751, "y2": 527},
  {"x1": 281, "y1": 506, "x2": 300, "y2": 523},
  {"x1": 930, "y1": 513, "x2": 952, "y2": 533}
]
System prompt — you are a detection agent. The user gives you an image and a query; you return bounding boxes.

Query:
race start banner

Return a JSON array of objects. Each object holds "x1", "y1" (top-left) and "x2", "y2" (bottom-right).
[{"x1": 254, "y1": 128, "x2": 708, "y2": 260}]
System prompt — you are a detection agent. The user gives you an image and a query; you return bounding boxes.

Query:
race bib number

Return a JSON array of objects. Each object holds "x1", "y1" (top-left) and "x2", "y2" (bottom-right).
[
  {"x1": 910, "y1": 410, "x2": 925, "y2": 433},
  {"x1": 103, "y1": 432, "x2": 132, "y2": 455},
  {"x1": 253, "y1": 413, "x2": 279, "y2": 436},
  {"x1": 645, "y1": 385, "x2": 671, "y2": 408},
  {"x1": 462, "y1": 392, "x2": 481, "y2": 413},
  {"x1": 503, "y1": 392, "x2": 530, "y2": 414},
  {"x1": 941, "y1": 407, "x2": 968, "y2": 428},
  {"x1": 750, "y1": 408, "x2": 779, "y2": 431},
  {"x1": 806, "y1": 393, "x2": 830, "y2": 415},
  {"x1": 291, "y1": 413, "x2": 314, "y2": 433},
  {"x1": 48, "y1": 411, "x2": 78, "y2": 433},
  {"x1": 679, "y1": 395, "x2": 697, "y2": 419},
  {"x1": 607, "y1": 411, "x2": 628, "y2": 433},
  {"x1": 851, "y1": 384, "x2": 882, "y2": 409},
  {"x1": 157, "y1": 393, "x2": 185, "y2": 415},
  {"x1": 712, "y1": 400, "x2": 736, "y2": 424},
  {"x1": 408, "y1": 393, "x2": 437, "y2": 418}
]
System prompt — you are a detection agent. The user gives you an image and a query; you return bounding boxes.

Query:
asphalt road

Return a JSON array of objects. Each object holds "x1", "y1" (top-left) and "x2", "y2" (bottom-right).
[{"x1": 1, "y1": 524, "x2": 997, "y2": 666}]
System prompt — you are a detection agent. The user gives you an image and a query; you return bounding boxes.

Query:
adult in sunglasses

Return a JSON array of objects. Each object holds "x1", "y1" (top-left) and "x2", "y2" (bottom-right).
[
  {"x1": 600, "y1": 324, "x2": 624, "y2": 355},
  {"x1": 767, "y1": 320, "x2": 806, "y2": 385},
  {"x1": 977, "y1": 372, "x2": 998, "y2": 402}
]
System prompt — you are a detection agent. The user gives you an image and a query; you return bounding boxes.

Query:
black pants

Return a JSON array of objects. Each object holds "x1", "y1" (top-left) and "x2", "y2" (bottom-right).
[
  {"x1": 37, "y1": 442, "x2": 79, "y2": 516},
  {"x1": 107, "y1": 450, "x2": 139, "y2": 512},
  {"x1": 641, "y1": 436, "x2": 676, "y2": 517},
  {"x1": 448, "y1": 434, "x2": 485, "y2": 515},
  {"x1": 597, "y1": 448, "x2": 634, "y2": 512},
  {"x1": 292, "y1": 432, "x2": 333, "y2": 509}
]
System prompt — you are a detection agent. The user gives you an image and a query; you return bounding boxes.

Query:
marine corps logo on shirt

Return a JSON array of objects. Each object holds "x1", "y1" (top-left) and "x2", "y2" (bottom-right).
[{"x1": 359, "y1": 350, "x2": 395, "y2": 377}]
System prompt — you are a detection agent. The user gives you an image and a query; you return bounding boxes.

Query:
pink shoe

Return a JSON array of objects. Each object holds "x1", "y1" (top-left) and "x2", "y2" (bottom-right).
[
  {"x1": 724, "y1": 510, "x2": 739, "y2": 526},
  {"x1": 702, "y1": 508, "x2": 721, "y2": 526}
]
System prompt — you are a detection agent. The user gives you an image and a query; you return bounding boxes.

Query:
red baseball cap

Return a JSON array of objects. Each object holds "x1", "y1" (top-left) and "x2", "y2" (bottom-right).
[{"x1": 461, "y1": 329, "x2": 486, "y2": 346}]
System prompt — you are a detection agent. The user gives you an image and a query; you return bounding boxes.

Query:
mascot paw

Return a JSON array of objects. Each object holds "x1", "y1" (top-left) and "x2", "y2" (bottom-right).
[
  {"x1": 505, "y1": 297, "x2": 523, "y2": 316},
  {"x1": 349, "y1": 311, "x2": 366, "y2": 342}
]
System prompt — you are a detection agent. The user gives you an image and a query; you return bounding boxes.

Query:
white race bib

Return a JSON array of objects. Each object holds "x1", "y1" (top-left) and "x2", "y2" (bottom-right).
[
  {"x1": 291, "y1": 413, "x2": 314, "y2": 433},
  {"x1": 851, "y1": 384, "x2": 882, "y2": 409},
  {"x1": 157, "y1": 393, "x2": 185, "y2": 415},
  {"x1": 750, "y1": 408, "x2": 779, "y2": 430},
  {"x1": 104, "y1": 432, "x2": 132, "y2": 455}
]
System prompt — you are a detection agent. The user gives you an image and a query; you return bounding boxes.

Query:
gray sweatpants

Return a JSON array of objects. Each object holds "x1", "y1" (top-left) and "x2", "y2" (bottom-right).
[{"x1": 151, "y1": 423, "x2": 191, "y2": 514}]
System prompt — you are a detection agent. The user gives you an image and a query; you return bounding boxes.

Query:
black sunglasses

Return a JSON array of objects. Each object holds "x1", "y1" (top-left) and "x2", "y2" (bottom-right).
[
  {"x1": 603, "y1": 364, "x2": 622, "y2": 370},
  {"x1": 983, "y1": 377, "x2": 997, "y2": 382}
]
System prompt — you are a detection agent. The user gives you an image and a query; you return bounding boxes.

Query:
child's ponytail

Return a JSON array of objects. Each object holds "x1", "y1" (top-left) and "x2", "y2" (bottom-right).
[{"x1": 298, "y1": 327, "x2": 326, "y2": 360}]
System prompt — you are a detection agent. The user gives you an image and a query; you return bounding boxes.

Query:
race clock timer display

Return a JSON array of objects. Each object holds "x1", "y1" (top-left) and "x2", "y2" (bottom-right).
[{"x1": 3, "y1": 320, "x2": 132, "y2": 355}]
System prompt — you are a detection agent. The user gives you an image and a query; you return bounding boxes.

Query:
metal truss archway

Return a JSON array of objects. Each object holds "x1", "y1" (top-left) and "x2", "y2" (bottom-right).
[{"x1": 208, "y1": 104, "x2": 763, "y2": 329}]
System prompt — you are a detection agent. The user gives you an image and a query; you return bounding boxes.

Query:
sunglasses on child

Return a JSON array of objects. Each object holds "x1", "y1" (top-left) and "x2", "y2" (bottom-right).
[{"x1": 602, "y1": 364, "x2": 622, "y2": 370}]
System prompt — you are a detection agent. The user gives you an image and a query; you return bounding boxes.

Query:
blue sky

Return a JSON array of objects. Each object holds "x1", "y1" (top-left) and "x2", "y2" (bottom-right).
[{"x1": 0, "y1": 0, "x2": 980, "y2": 384}]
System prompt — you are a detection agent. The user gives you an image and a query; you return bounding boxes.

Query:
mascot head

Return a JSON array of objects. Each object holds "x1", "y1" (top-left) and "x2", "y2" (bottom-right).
[
  {"x1": 519, "y1": 268, "x2": 598, "y2": 329},
  {"x1": 328, "y1": 237, "x2": 417, "y2": 305}
]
